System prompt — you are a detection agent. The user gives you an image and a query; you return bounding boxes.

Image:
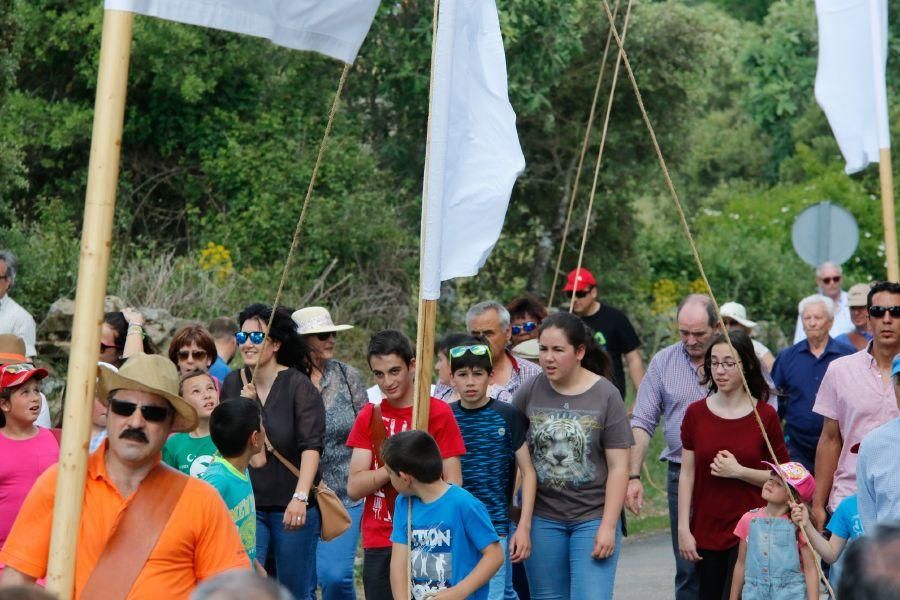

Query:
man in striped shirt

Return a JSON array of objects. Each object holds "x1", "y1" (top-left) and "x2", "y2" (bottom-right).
[{"x1": 626, "y1": 294, "x2": 718, "y2": 600}]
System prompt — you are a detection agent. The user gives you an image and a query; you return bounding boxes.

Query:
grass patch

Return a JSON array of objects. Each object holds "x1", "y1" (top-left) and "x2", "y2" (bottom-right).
[{"x1": 624, "y1": 424, "x2": 671, "y2": 537}]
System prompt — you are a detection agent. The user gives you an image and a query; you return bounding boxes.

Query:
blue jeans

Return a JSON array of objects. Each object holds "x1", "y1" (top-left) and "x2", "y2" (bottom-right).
[
  {"x1": 309, "y1": 502, "x2": 363, "y2": 600},
  {"x1": 524, "y1": 516, "x2": 621, "y2": 599},
  {"x1": 257, "y1": 506, "x2": 321, "y2": 600},
  {"x1": 487, "y1": 535, "x2": 515, "y2": 600},
  {"x1": 668, "y1": 461, "x2": 700, "y2": 600}
]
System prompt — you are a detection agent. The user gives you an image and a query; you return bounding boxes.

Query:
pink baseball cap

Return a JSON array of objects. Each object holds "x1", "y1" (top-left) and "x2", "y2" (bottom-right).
[{"x1": 762, "y1": 461, "x2": 815, "y2": 503}]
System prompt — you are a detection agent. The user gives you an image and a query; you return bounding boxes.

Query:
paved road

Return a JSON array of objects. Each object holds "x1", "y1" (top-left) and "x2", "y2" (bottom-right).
[{"x1": 614, "y1": 531, "x2": 675, "y2": 599}]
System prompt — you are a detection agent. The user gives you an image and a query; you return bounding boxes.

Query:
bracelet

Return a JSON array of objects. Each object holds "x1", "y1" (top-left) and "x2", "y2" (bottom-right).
[
  {"x1": 127, "y1": 324, "x2": 145, "y2": 337},
  {"x1": 629, "y1": 474, "x2": 641, "y2": 481},
  {"x1": 291, "y1": 492, "x2": 309, "y2": 504}
]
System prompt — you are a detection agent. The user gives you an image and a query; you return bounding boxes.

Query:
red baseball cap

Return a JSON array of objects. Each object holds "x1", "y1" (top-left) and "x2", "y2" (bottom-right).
[
  {"x1": 0, "y1": 363, "x2": 49, "y2": 391},
  {"x1": 562, "y1": 268, "x2": 596, "y2": 292}
]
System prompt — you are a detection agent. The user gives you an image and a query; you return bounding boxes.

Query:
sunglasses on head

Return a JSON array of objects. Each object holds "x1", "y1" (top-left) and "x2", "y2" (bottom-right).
[
  {"x1": 177, "y1": 349, "x2": 207, "y2": 361},
  {"x1": 109, "y1": 398, "x2": 172, "y2": 423},
  {"x1": 448, "y1": 344, "x2": 492, "y2": 361},
  {"x1": 235, "y1": 331, "x2": 266, "y2": 345},
  {"x1": 820, "y1": 276, "x2": 841, "y2": 285},
  {"x1": 868, "y1": 305, "x2": 900, "y2": 318},
  {"x1": 511, "y1": 321, "x2": 539, "y2": 336},
  {"x1": 564, "y1": 288, "x2": 591, "y2": 299},
  {"x1": 315, "y1": 331, "x2": 337, "y2": 341}
]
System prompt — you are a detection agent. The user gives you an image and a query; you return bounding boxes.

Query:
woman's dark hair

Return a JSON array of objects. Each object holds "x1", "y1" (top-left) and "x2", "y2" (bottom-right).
[
  {"x1": 381, "y1": 430, "x2": 443, "y2": 483},
  {"x1": 538, "y1": 312, "x2": 613, "y2": 379},
  {"x1": 699, "y1": 330, "x2": 769, "y2": 403},
  {"x1": 167, "y1": 325, "x2": 218, "y2": 367},
  {"x1": 104, "y1": 311, "x2": 157, "y2": 355},
  {"x1": 367, "y1": 330, "x2": 414, "y2": 366},
  {"x1": 237, "y1": 303, "x2": 312, "y2": 376},
  {"x1": 506, "y1": 294, "x2": 548, "y2": 322},
  {"x1": 446, "y1": 334, "x2": 493, "y2": 375},
  {"x1": 209, "y1": 397, "x2": 262, "y2": 458}
]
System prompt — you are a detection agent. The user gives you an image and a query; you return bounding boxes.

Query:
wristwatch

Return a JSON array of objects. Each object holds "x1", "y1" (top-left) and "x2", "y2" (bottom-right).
[
  {"x1": 628, "y1": 474, "x2": 641, "y2": 481},
  {"x1": 291, "y1": 492, "x2": 309, "y2": 504}
]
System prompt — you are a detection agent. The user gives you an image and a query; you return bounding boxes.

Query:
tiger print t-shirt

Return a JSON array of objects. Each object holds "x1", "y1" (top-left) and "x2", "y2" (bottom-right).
[{"x1": 512, "y1": 373, "x2": 634, "y2": 522}]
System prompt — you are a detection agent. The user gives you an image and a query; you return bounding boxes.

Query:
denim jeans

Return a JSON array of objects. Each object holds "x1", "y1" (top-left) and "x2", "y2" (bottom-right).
[
  {"x1": 668, "y1": 461, "x2": 700, "y2": 600},
  {"x1": 509, "y1": 521, "x2": 529, "y2": 600},
  {"x1": 524, "y1": 515, "x2": 621, "y2": 600},
  {"x1": 486, "y1": 536, "x2": 513, "y2": 600},
  {"x1": 256, "y1": 506, "x2": 321, "y2": 600},
  {"x1": 309, "y1": 502, "x2": 363, "y2": 600}
]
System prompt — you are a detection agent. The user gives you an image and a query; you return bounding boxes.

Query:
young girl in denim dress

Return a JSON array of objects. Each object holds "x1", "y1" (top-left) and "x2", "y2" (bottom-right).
[{"x1": 729, "y1": 462, "x2": 819, "y2": 600}]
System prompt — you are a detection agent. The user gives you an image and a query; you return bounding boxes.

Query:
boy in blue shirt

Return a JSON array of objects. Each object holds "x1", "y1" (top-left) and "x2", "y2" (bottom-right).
[
  {"x1": 202, "y1": 397, "x2": 266, "y2": 569},
  {"x1": 447, "y1": 339, "x2": 536, "y2": 599},
  {"x1": 385, "y1": 430, "x2": 503, "y2": 600}
]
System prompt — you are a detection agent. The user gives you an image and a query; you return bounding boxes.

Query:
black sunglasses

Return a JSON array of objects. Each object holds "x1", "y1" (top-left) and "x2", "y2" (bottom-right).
[
  {"x1": 235, "y1": 331, "x2": 266, "y2": 345},
  {"x1": 564, "y1": 288, "x2": 591, "y2": 299},
  {"x1": 177, "y1": 349, "x2": 207, "y2": 361},
  {"x1": 315, "y1": 331, "x2": 337, "y2": 341},
  {"x1": 511, "y1": 321, "x2": 539, "y2": 336},
  {"x1": 868, "y1": 305, "x2": 900, "y2": 318},
  {"x1": 109, "y1": 398, "x2": 172, "y2": 423}
]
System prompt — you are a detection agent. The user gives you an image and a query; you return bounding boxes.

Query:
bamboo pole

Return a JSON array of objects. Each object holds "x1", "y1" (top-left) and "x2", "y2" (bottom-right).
[
  {"x1": 45, "y1": 10, "x2": 134, "y2": 599},
  {"x1": 412, "y1": 299, "x2": 437, "y2": 430},
  {"x1": 879, "y1": 148, "x2": 899, "y2": 281}
]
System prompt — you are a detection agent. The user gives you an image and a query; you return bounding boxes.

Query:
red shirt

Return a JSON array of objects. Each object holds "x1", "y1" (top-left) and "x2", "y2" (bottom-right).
[
  {"x1": 680, "y1": 399, "x2": 788, "y2": 551},
  {"x1": 346, "y1": 398, "x2": 466, "y2": 548}
]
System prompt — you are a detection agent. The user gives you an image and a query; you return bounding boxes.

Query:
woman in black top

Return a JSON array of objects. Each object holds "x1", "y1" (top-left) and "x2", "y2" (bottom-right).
[{"x1": 221, "y1": 304, "x2": 325, "y2": 599}]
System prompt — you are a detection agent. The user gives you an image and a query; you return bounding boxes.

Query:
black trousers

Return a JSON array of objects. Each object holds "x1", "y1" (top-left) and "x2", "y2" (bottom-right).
[
  {"x1": 363, "y1": 547, "x2": 394, "y2": 600},
  {"x1": 697, "y1": 545, "x2": 739, "y2": 600}
]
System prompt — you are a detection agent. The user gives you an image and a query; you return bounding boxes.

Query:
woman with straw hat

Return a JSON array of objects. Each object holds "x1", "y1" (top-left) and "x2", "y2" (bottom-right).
[{"x1": 293, "y1": 306, "x2": 367, "y2": 600}]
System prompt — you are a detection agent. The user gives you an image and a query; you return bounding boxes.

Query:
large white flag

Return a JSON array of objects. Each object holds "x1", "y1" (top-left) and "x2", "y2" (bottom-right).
[
  {"x1": 420, "y1": 0, "x2": 525, "y2": 300},
  {"x1": 814, "y1": 0, "x2": 889, "y2": 174},
  {"x1": 104, "y1": 0, "x2": 381, "y2": 63}
]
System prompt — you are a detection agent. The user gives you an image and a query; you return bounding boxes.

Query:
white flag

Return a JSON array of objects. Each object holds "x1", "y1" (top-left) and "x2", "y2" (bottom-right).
[
  {"x1": 104, "y1": 0, "x2": 381, "y2": 63},
  {"x1": 814, "y1": 0, "x2": 889, "y2": 174},
  {"x1": 420, "y1": 0, "x2": 525, "y2": 300}
]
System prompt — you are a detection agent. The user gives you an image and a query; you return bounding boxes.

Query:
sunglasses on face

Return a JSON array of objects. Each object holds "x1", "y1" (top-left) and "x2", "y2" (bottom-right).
[
  {"x1": 100, "y1": 341, "x2": 121, "y2": 353},
  {"x1": 315, "y1": 331, "x2": 337, "y2": 341},
  {"x1": 868, "y1": 305, "x2": 900, "y2": 318},
  {"x1": 820, "y1": 276, "x2": 841, "y2": 285},
  {"x1": 109, "y1": 398, "x2": 172, "y2": 423},
  {"x1": 448, "y1": 344, "x2": 493, "y2": 361},
  {"x1": 563, "y1": 289, "x2": 591, "y2": 299},
  {"x1": 177, "y1": 349, "x2": 207, "y2": 361},
  {"x1": 511, "y1": 321, "x2": 539, "y2": 336},
  {"x1": 235, "y1": 331, "x2": 266, "y2": 345}
]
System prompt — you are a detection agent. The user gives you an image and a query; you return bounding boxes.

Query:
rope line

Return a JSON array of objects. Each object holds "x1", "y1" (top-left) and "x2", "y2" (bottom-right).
[
  {"x1": 597, "y1": 1, "x2": 835, "y2": 596},
  {"x1": 568, "y1": 0, "x2": 634, "y2": 313},
  {"x1": 547, "y1": 0, "x2": 621, "y2": 310}
]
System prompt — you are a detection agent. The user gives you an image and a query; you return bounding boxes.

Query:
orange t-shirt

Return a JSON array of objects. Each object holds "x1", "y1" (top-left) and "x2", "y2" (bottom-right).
[{"x1": 0, "y1": 443, "x2": 250, "y2": 599}]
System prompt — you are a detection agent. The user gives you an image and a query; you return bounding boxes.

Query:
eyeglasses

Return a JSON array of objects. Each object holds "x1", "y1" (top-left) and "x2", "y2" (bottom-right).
[
  {"x1": 721, "y1": 319, "x2": 739, "y2": 328},
  {"x1": 109, "y1": 398, "x2": 172, "y2": 423},
  {"x1": 315, "y1": 331, "x2": 337, "y2": 341},
  {"x1": 511, "y1": 321, "x2": 539, "y2": 336},
  {"x1": 448, "y1": 344, "x2": 493, "y2": 363},
  {"x1": 235, "y1": 331, "x2": 266, "y2": 345},
  {"x1": 820, "y1": 276, "x2": 841, "y2": 285},
  {"x1": 710, "y1": 360, "x2": 739, "y2": 371},
  {"x1": 563, "y1": 289, "x2": 591, "y2": 299},
  {"x1": 868, "y1": 305, "x2": 900, "y2": 318},
  {"x1": 0, "y1": 274, "x2": 9, "y2": 281},
  {"x1": 177, "y1": 349, "x2": 207, "y2": 361}
]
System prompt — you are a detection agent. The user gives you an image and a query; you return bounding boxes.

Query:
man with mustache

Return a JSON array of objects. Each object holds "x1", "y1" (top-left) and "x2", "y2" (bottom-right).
[{"x1": 0, "y1": 353, "x2": 249, "y2": 598}]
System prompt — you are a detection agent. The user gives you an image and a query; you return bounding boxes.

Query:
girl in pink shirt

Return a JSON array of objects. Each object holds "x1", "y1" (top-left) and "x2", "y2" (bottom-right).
[{"x1": 0, "y1": 363, "x2": 59, "y2": 547}]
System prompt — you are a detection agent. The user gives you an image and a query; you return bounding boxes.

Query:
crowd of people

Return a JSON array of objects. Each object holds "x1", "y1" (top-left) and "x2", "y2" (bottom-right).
[{"x1": 1, "y1": 246, "x2": 900, "y2": 599}]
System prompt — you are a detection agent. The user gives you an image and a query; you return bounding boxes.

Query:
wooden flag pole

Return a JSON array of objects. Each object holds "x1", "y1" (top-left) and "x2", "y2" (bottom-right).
[
  {"x1": 412, "y1": 298, "x2": 437, "y2": 430},
  {"x1": 879, "y1": 148, "x2": 899, "y2": 281},
  {"x1": 45, "y1": 10, "x2": 134, "y2": 598}
]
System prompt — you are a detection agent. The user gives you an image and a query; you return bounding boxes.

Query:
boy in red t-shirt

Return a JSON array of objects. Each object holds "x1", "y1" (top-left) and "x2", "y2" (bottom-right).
[{"x1": 346, "y1": 330, "x2": 466, "y2": 600}]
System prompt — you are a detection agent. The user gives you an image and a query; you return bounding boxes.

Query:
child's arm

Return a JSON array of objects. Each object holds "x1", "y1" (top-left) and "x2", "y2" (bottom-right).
[
  {"x1": 390, "y1": 542, "x2": 409, "y2": 600},
  {"x1": 800, "y1": 544, "x2": 819, "y2": 600},
  {"x1": 442, "y1": 456, "x2": 462, "y2": 486},
  {"x1": 595, "y1": 447, "x2": 629, "y2": 558},
  {"x1": 433, "y1": 541, "x2": 504, "y2": 600},
  {"x1": 790, "y1": 503, "x2": 846, "y2": 563},
  {"x1": 728, "y1": 539, "x2": 747, "y2": 600},
  {"x1": 347, "y1": 448, "x2": 391, "y2": 501},
  {"x1": 510, "y1": 444, "x2": 536, "y2": 562}
]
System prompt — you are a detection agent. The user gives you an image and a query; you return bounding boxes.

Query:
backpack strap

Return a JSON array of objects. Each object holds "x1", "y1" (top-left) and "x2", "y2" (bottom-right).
[{"x1": 80, "y1": 463, "x2": 189, "y2": 600}]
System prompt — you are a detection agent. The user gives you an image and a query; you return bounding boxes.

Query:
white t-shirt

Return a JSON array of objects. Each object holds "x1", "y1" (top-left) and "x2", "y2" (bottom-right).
[{"x1": 0, "y1": 295, "x2": 37, "y2": 357}]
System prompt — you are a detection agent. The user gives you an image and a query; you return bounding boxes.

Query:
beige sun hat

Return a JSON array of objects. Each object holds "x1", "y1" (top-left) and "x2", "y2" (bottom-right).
[
  {"x1": 97, "y1": 353, "x2": 198, "y2": 433},
  {"x1": 291, "y1": 306, "x2": 354, "y2": 336},
  {"x1": 719, "y1": 302, "x2": 757, "y2": 329}
]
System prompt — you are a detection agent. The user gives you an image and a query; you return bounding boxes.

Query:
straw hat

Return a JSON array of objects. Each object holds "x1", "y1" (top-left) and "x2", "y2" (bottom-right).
[
  {"x1": 291, "y1": 307, "x2": 354, "y2": 336},
  {"x1": 97, "y1": 353, "x2": 198, "y2": 433},
  {"x1": 719, "y1": 302, "x2": 757, "y2": 329},
  {"x1": 0, "y1": 334, "x2": 28, "y2": 366},
  {"x1": 511, "y1": 338, "x2": 540, "y2": 362}
]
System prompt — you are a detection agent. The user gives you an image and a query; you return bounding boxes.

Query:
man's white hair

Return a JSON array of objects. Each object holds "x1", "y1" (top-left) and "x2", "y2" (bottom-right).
[
  {"x1": 798, "y1": 294, "x2": 835, "y2": 319},
  {"x1": 816, "y1": 261, "x2": 842, "y2": 278}
]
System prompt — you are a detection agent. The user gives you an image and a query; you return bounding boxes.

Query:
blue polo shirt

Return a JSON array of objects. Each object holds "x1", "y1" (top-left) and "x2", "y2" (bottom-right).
[{"x1": 771, "y1": 337, "x2": 855, "y2": 452}]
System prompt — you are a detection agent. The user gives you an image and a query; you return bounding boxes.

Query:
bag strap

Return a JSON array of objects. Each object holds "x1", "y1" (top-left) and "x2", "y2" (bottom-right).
[
  {"x1": 80, "y1": 464, "x2": 188, "y2": 600},
  {"x1": 269, "y1": 444, "x2": 302, "y2": 479},
  {"x1": 336, "y1": 361, "x2": 358, "y2": 416}
]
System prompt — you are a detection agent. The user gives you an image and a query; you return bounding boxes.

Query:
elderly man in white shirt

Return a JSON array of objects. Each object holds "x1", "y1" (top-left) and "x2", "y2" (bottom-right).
[
  {"x1": 793, "y1": 261, "x2": 854, "y2": 344},
  {"x1": 0, "y1": 251, "x2": 37, "y2": 358}
]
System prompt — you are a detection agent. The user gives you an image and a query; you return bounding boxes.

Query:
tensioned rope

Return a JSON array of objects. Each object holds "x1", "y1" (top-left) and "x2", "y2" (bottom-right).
[
  {"x1": 568, "y1": 0, "x2": 634, "y2": 314},
  {"x1": 546, "y1": 0, "x2": 621, "y2": 310},
  {"x1": 597, "y1": 0, "x2": 835, "y2": 596}
]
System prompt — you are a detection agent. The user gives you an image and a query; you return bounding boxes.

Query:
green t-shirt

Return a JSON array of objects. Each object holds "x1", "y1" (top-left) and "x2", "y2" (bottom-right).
[
  {"x1": 162, "y1": 433, "x2": 218, "y2": 477},
  {"x1": 201, "y1": 456, "x2": 256, "y2": 562}
]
